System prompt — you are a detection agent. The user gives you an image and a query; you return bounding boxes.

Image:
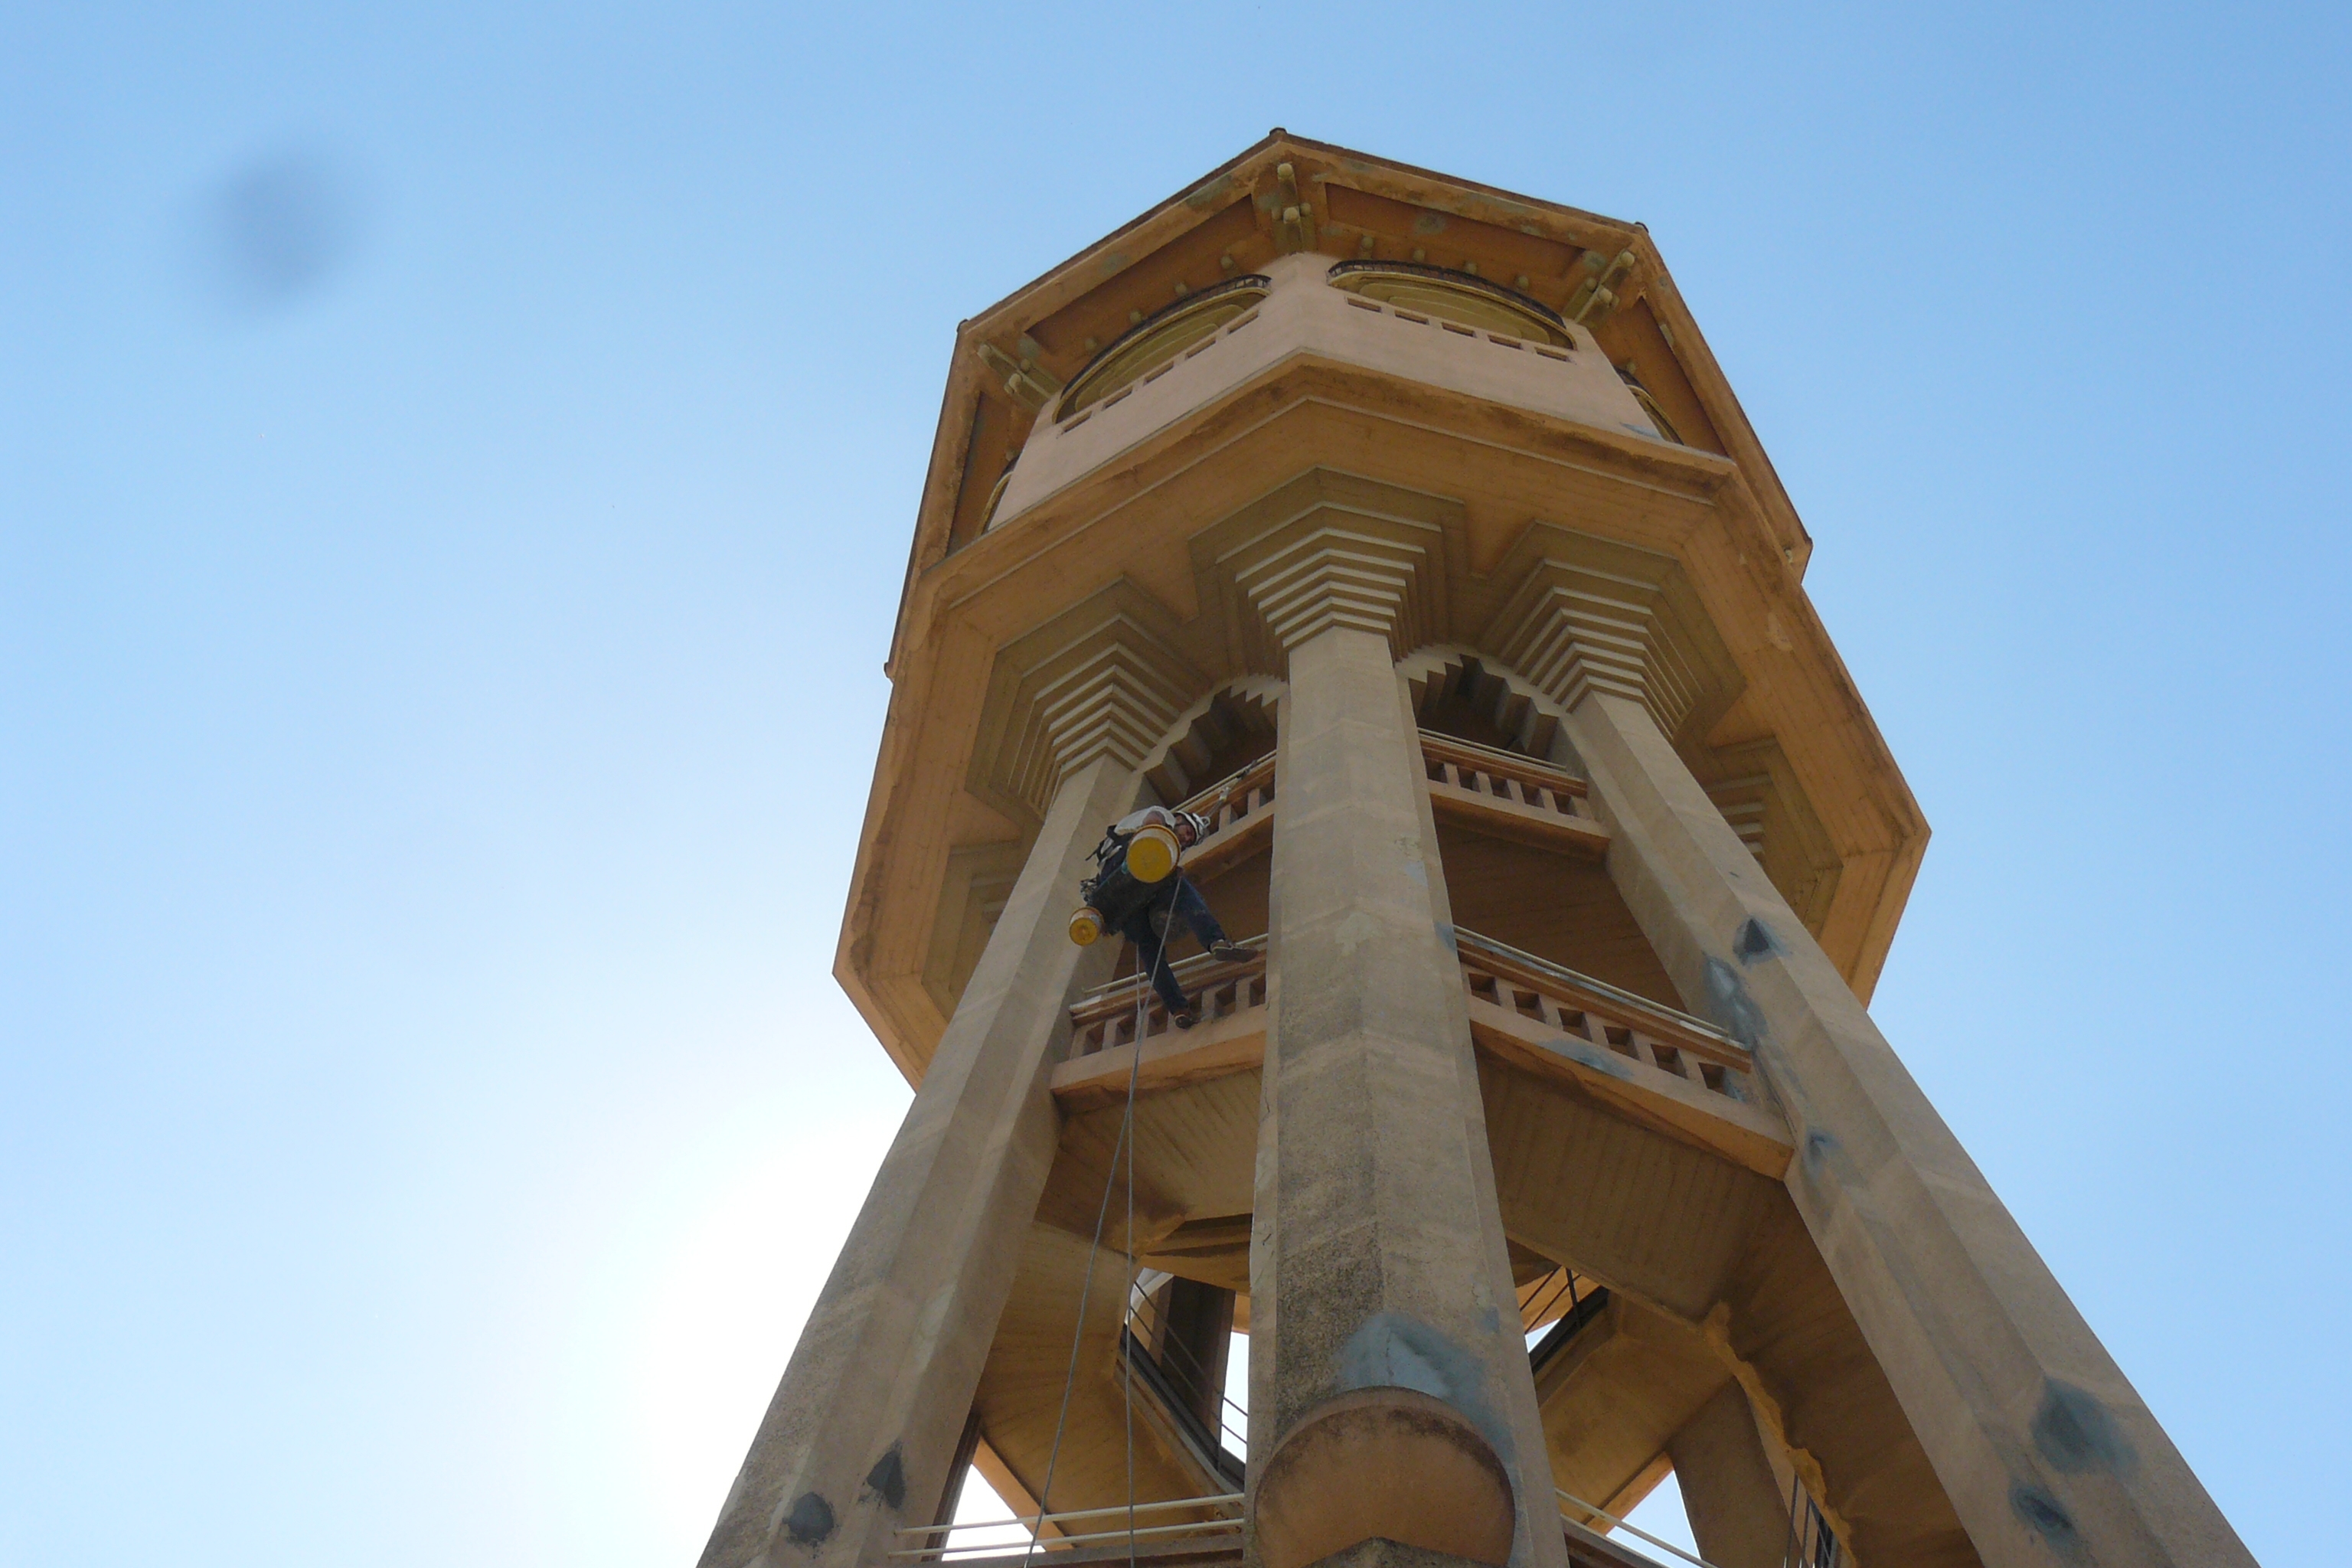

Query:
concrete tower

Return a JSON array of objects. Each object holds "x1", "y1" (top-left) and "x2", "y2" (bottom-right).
[{"x1": 700, "y1": 136, "x2": 2252, "y2": 1568}]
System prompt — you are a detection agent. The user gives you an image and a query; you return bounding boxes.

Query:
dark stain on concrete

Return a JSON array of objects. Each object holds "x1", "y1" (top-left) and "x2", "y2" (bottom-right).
[
  {"x1": 1184, "y1": 175, "x2": 1233, "y2": 210},
  {"x1": 1803, "y1": 1130, "x2": 1839, "y2": 1171},
  {"x1": 1434, "y1": 920, "x2": 1459, "y2": 953},
  {"x1": 2008, "y1": 1482, "x2": 2086, "y2": 1560},
  {"x1": 1334, "y1": 1312, "x2": 1511, "y2": 1465},
  {"x1": 1703, "y1": 957, "x2": 1770, "y2": 1049},
  {"x1": 1733, "y1": 917, "x2": 1782, "y2": 965},
  {"x1": 784, "y1": 1491, "x2": 835, "y2": 1547},
  {"x1": 1556, "y1": 1037, "x2": 1632, "y2": 1081},
  {"x1": 864, "y1": 1443, "x2": 908, "y2": 1509},
  {"x1": 2033, "y1": 1380, "x2": 2137, "y2": 1477}
]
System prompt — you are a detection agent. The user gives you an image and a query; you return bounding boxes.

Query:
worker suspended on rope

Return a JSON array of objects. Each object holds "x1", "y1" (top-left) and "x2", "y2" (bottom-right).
[{"x1": 1068, "y1": 804, "x2": 1252, "y2": 1027}]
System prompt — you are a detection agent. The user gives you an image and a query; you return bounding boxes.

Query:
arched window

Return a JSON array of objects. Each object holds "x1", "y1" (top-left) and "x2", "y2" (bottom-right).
[
  {"x1": 1057, "y1": 276, "x2": 1272, "y2": 419},
  {"x1": 1325, "y1": 260, "x2": 1571, "y2": 347}
]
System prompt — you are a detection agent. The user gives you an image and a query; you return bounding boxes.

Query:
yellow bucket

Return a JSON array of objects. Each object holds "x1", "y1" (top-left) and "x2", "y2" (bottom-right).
[
  {"x1": 1068, "y1": 906, "x2": 1105, "y2": 946},
  {"x1": 1126, "y1": 822, "x2": 1180, "y2": 884}
]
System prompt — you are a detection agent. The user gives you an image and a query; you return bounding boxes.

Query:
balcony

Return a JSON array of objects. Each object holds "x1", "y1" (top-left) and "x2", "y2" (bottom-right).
[
  {"x1": 1055, "y1": 927, "x2": 1787, "y2": 1179},
  {"x1": 1420, "y1": 731, "x2": 1609, "y2": 857}
]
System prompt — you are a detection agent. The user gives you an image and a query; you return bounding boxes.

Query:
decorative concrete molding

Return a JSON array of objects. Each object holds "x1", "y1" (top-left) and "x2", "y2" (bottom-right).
[
  {"x1": 1696, "y1": 737, "x2": 1844, "y2": 934},
  {"x1": 1137, "y1": 677, "x2": 1285, "y2": 805},
  {"x1": 968, "y1": 580, "x2": 1209, "y2": 822},
  {"x1": 1191, "y1": 469, "x2": 1463, "y2": 675},
  {"x1": 921, "y1": 840, "x2": 1027, "y2": 1018},
  {"x1": 1478, "y1": 523, "x2": 1744, "y2": 747}
]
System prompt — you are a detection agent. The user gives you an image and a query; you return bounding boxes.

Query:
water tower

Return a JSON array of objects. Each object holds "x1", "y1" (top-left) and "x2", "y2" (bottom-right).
[{"x1": 698, "y1": 134, "x2": 2250, "y2": 1568}]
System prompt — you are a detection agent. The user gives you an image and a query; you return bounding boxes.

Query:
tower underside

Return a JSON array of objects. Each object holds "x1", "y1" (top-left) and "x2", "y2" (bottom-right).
[{"x1": 700, "y1": 137, "x2": 2254, "y2": 1568}]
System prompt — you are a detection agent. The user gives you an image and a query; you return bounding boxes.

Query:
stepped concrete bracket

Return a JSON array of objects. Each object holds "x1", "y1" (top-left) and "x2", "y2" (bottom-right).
[
  {"x1": 969, "y1": 580, "x2": 1208, "y2": 823},
  {"x1": 697, "y1": 756, "x2": 1142, "y2": 1568},
  {"x1": 1562, "y1": 686, "x2": 2256, "y2": 1568},
  {"x1": 1479, "y1": 524, "x2": 1743, "y2": 750},
  {"x1": 1194, "y1": 469, "x2": 1462, "y2": 676}
]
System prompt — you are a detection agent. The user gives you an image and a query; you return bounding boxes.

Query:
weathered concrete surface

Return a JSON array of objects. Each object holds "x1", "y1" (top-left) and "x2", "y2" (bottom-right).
[
  {"x1": 1308, "y1": 1534, "x2": 1501, "y2": 1568},
  {"x1": 697, "y1": 757, "x2": 1139, "y2": 1568},
  {"x1": 1666, "y1": 1383, "x2": 1788, "y2": 1568},
  {"x1": 1566, "y1": 688, "x2": 2252, "y2": 1568},
  {"x1": 1246, "y1": 626, "x2": 1564, "y2": 1568}
]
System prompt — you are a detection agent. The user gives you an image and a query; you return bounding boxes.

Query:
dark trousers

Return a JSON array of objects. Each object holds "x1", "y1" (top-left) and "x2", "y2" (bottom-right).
[{"x1": 1116, "y1": 878, "x2": 1231, "y2": 1016}]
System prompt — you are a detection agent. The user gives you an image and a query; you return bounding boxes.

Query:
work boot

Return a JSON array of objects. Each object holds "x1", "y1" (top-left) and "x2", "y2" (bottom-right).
[
  {"x1": 1210, "y1": 942, "x2": 1253, "y2": 964},
  {"x1": 1173, "y1": 1003, "x2": 1201, "y2": 1030}
]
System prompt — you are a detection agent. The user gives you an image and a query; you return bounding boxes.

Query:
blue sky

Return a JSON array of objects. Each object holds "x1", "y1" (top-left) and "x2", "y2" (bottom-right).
[{"x1": 5, "y1": 4, "x2": 2347, "y2": 1565}]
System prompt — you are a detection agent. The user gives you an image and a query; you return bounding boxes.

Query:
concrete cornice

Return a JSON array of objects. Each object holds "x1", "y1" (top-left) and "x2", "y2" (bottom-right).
[{"x1": 890, "y1": 136, "x2": 1811, "y2": 672}]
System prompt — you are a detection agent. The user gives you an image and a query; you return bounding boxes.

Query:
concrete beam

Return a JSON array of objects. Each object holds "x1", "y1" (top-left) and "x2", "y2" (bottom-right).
[{"x1": 1666, "y1": 1383, "x2": 1790, "y2": 1568}]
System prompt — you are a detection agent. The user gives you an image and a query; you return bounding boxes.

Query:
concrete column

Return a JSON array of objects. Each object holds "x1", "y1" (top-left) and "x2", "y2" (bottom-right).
[
  {"x1": 1564, "y1": 688, "x2": 2253, "y2": 1568},
  {"x1": 1664, "y1": 1385, "x2": 1788, "y2": 1568},
  {"x1": 697, "y1": 756, "x2": 1140, "y2": 1568},
  {"x1": 1247, "y1": 624, "x2": 1565, "y2": 1568}
]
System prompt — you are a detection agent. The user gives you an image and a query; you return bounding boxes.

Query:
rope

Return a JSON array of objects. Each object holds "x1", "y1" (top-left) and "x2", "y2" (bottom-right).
[
  {"x1": 1020, "y1": 865, "x2": 1184, "y2": 1568},
  {"x1": 1122, "y1": 1283, "x2": 1246, "y2": 1446}
]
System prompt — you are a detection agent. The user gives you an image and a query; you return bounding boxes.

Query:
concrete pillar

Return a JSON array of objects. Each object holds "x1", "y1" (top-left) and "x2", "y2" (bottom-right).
[
  {"x1": 1665, "y1": 1384, "x2": 1788, "y2": 1568},
  {"x1": 697, "y1": 756, "x2": 1139, "y2": 1568},
  {"x1": 1247, "y1": 622, "x2": 1565, "y2": 1568},
  {"x1": 1564, "y1": 688, "x2": 2254, "y2": 1568}
]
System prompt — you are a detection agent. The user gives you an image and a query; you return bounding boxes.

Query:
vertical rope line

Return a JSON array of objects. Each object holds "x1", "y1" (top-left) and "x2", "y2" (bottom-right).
[
  {"x1": 1018, "y1": 1018, "x2": 1139, "y2": 1568},
  {"x1": 1125, "y1": 872, "x2": 1181, "y2": 1568},
  {"x1": 1021, "y1": 858, "x2": 1177, "y2": 1568}
]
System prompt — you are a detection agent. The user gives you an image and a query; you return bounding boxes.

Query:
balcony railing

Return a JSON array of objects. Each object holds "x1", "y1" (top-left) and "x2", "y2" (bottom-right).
[
  {"x1": 1455, "y1": 929, "x2": 1756, "y2": 1102},
  {"x1": 1419, "y1": 731, "x2": 1610, "y2": 854},
  {"x1": 1068, "y1": 939, "x2": 1267, "y2": 1057},
  {"x1": 1061, "y1": 929, "x2": 1785, "y2": 1168},
  {"x1": 1066, "y1": 928, "x2": 1753, "y2": 1096},
  {"x1": 1168, "y1": 752, "x2": 1276, "y2": 876}
]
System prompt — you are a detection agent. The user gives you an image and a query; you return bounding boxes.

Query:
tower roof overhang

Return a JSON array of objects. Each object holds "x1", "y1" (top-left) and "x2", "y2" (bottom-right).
[{"x1": 841, "y1": 136, "x2": 1925, "y2": 1085}]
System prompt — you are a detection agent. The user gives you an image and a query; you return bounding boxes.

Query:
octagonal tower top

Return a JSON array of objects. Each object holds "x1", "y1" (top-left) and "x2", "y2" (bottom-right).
[{"x1": 845, "y1": 133, "x2": 1922, "y2": 1083}]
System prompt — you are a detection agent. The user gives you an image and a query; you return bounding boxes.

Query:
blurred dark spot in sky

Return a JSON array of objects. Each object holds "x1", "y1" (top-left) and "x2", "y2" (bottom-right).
[{"x1": 197, "y1": 146, "x2": 366, "y2": 314}]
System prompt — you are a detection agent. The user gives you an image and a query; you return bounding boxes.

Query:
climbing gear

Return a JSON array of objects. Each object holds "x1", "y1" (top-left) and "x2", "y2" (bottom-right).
[{"x1": 1071, "y1": 814, "x2": 1179, "y2": 946}]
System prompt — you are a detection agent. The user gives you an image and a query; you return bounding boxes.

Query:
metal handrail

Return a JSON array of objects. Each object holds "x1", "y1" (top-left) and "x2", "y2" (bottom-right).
[
  {"x1": 895, "y1": 1493, "x2": 1243, "y2": 1537},
  {"x1": 1173, "y1": 752, "x2": 1276, "y2": 821},
  {"x1": 1558, "y1": 1489, "x2": 1727, "y2": 1568},
  {"x1": 892, "y1": 1494, "x2": 1243, "y2": 1560},
  {"x1": 1454, "y1": 929, "x2": 1745, "y2": 1064},
  {"x1": 1122, "y1": 1280, "x2": 1249, "y2": 1447},
  {"x1": 1417, "y1": 729, "x2": 1589, "y2": 796}
]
